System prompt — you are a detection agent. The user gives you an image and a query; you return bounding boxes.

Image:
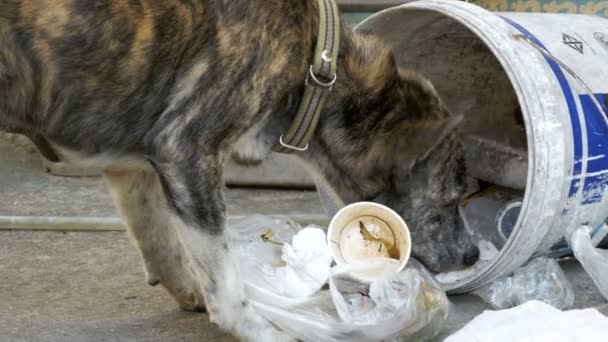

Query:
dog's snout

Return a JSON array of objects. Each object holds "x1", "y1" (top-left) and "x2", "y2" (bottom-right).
[{"x1": 463, "y1": 245, "x2": 480, "y2": 266}]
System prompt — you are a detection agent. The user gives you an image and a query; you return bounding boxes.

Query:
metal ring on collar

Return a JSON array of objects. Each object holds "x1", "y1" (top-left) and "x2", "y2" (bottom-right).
[
  {"x1": 307, "y1": 65, "x2": 337, "y2": 89},
  {"x1": 279, "y1": 134, "x2": 309, "y2": 152}
]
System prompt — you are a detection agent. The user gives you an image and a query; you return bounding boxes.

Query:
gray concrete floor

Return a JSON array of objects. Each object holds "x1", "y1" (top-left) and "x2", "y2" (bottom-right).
[
  {"x1": 1, "y1": 133, "x2": 607, "y2": 341},
  {"x1": 0, "y1": 133, "x2": 323, "y2": 218}
]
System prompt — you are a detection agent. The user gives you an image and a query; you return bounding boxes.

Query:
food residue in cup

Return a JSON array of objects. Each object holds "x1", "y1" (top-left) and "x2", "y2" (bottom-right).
[{"x1": 359, "y1": 221, "x2": 400, "y2": 260}]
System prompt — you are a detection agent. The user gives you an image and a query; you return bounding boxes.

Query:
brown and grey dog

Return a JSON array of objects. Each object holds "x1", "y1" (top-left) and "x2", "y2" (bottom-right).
[{"x1": 1, "y1": 0, "x2": 478, "y2": 340}]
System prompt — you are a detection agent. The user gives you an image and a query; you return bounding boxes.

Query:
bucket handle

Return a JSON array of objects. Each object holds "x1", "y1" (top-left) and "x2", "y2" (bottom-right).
[{"x1": 514, "y1": 34, "x2": 608, "y2": 128}]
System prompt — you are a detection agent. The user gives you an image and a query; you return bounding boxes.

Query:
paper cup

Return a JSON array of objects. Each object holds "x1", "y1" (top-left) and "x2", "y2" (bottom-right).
[{"x1": 327, "y1": 202, "x2": 411, "y2": 282}]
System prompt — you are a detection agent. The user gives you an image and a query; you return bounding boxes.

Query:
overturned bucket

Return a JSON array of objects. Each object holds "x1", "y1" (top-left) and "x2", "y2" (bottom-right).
[{"x1": 318, "y1": 0, "x2": 608, "y2": 293}]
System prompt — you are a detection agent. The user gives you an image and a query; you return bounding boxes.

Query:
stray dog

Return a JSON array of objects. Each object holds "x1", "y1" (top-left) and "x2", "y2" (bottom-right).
[{"x1": 0, "y1": 0, "x2": 479, "y2": 340}]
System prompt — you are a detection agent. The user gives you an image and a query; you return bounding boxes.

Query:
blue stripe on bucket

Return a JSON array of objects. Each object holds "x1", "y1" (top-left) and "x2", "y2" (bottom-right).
[
  {"x1": 580, "y1": 94, "x2": 608, "y2": 204},
  {"x1": 580, "y1": 94, "x2": 608, "y2": 174},
  {"x1": 500, "y1": 17, "x2": 584, "y2": 201}
]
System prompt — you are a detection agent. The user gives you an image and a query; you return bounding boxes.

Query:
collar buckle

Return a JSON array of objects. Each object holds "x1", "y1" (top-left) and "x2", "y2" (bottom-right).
[{"x1": 279, "y1": 134, "x2": 309, "y2": 152}]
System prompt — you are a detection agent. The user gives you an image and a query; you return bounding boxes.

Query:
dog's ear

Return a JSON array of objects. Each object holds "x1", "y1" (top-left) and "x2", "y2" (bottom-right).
[
  {"x1": 363, "y1": 110, "x2": 462, "y2": 179},
  {"x1": 395, "y1": 113, "x2": 463, "y2": 170},
  {"x1": 342, "y1": 32, "x2": 398, "y2": 97},
  {"x1": 395, "y1": 73, "x2": 462, "y2": 172},
  {"x1": 365, "y1": 70, "x2": 463, "y2": 175}
]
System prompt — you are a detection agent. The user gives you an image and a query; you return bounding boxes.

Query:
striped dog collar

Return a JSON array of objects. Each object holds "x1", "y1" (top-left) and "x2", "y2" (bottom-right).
[{"x1": 273, "y1": 0, "x2": 340, "y2": 153}]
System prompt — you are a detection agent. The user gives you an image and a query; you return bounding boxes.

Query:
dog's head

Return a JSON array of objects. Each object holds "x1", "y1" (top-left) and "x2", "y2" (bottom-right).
[{"x1": 308, "y1": 31, "x2": 479, "y2": 273}]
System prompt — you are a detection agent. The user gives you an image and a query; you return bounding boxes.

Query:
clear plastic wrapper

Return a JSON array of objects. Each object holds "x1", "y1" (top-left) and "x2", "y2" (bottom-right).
[
  {"x1": 229, "y1": 215, "x2": 451, "y2": 342},
  {"x1": 473, "y1": 257, "x2": 574, "y2": 310},
  {"x1": 570, "y1": 226, "x2": 608, "y2": 300}
]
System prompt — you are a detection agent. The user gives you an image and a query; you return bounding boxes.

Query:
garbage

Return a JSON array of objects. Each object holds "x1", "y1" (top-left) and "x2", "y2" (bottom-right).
[
  {"x1": 435, "y1": 240, "x2": 499, "y2": 284},
  {"x1": 570, "y1": 226, "x2": 608, "y2": 300},
  {"x1": 247, "y1": 259, "x2": 450, "y2": 342},
  {"x1": 458, "y1": 186, "x2": 523, "y2": 249},
  {"x1": 458, "y1": 185, "x2": 571, "y2": 263},
  {"x1": 265, "y1": 226, "x2": 333, "y2": 298},
  {"x1": 493, "y1": 199, "x2": 570, "y2": 259},
  {"x1": 229, "y1": 215, "x2": 450, "y2": 342},
  {"x1": 326, "y1": 201, "x2": 411, "y2": 283},
  {"x1": 473, "y1": 257, "x2": 575, "y2": 310},
  {"x1": 495, "y1": 199, "x2": 522, "y2": 243},
  {"x1": 229, "y1": 215, "x2": 331, "y2": 298},
  {"x1": 445, "y1": 300, "x2": 608, "y2": 342}
]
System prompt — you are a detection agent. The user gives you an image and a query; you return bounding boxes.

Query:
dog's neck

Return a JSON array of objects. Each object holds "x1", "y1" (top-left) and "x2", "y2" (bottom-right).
[
  {"x1": 229, "y1": 2, "x2": 435, "y2": 206},
  {"x1": 283, "y1": 22, "x2": 447, "y2": 208},
  {"x1": 247, "y1": 27, "x2": 401, "y2": 204}
]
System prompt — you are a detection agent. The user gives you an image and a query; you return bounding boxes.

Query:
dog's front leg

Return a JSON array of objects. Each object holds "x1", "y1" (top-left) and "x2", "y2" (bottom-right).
[
  {"x1": 104, "y1": 170, "x2": 206, "y2": 312},
  {"x1": 154, "y1": 155, "x2": 292, "y2": 341}
]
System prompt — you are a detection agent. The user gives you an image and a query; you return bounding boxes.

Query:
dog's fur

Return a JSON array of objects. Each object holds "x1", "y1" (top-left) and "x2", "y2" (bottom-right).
[{"x1": 1, "y1": 0, "x2": 478, "y2": 340}]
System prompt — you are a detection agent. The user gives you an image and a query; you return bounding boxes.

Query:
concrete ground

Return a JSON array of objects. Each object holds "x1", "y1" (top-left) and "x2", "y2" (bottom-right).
[{"x1": 1, "y1": 133, "x2": 607, "y2": 341}]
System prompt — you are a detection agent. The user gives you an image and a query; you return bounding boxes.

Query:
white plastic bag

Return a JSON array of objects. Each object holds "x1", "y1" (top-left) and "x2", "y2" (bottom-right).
[
  {"x1": 473, "y1": 257, "x2": 575, "y2": 310},
  {"x1": 281, "y1": 227, "x2": 334, "y2": 297},
  {"x1": 445, "y1": 300, "x2": 608, "y2": 342},
  {"x1": 570, "y1": 226, "x2": 608, "y2": 300},
  {"x1": 229, "y1": 215, "x2": 451, "y2": 342},
  {"x1": 247, "y1": 259, "x2": 450, "y2": 342}
]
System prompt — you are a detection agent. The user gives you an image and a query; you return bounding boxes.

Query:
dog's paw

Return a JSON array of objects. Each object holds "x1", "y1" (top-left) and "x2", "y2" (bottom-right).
[
  {"x1": 174, "y1": 287, "x2": 207, "y2": 313},
  {"x1": 179, "y1": 300, "x2": 207, "y2": 313},
  {"x1": 158, "y1": 280, "x2": 207, "y2": 313}
]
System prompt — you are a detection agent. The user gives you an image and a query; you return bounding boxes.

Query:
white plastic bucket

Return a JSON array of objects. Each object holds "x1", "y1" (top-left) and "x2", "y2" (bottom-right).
[{"x1": 317, "y1": 0, "x2": 608, "y2": 293}]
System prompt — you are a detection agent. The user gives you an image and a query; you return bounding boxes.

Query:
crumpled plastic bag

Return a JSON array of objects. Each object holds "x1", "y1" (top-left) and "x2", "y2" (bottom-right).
[
  {"x1": 229, "y1": 215, "x2": 451, "y2": 342},
  {"x1": 445, "y1": 300, "x2": 608, "y2": 342},
  {"x1": 277, "y1": 227, "x2": 333, "y2": 297},
  {"x1": 570, "y1": 226, "x2": 608, "y2": 300},
  {"x1": 248, "y1": 259, "x2": 450, "y2": 342},
  {"x1": 229, "y1": 215, "x2": 331, "y2": 298},
  {"x1": 473, "y1": 257, "x2": 574, "y2": 310}
]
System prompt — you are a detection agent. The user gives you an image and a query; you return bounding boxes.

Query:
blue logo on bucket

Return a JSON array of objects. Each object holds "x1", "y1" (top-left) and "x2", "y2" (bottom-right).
[{"x1": 502, "y1": 17, "x2": 608, "y2": 207}]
